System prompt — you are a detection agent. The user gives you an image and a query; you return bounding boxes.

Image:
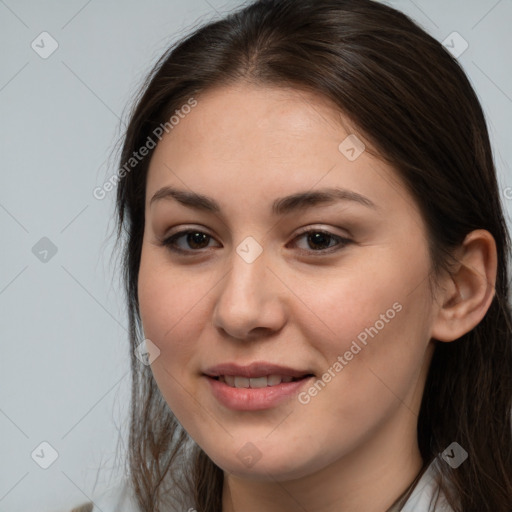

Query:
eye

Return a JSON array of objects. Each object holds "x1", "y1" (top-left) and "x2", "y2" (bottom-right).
[
  {"x1": 289, "y1": 228, "x2": 352, "y2": 255},
  {"x1": 161, "y1": 229, "x2": 219, "y2": 254},
  {"x1": 160, "y1": 228, "x2": 352, "y2": 255}
]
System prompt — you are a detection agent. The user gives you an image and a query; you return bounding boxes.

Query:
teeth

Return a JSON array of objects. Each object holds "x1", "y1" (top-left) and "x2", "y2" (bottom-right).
[
  {"x1": 267, "y1": 374, "x2": 282, "y2": 386},
  {"x1": 219, "y1": 374, "x2": 300, "y2": 388},
  {"x1": 249, "y1": 377, "x2": 268, "y2": 388},
  {"x1": 234, "y1": 376, "x2": 250, "y2": 388}
]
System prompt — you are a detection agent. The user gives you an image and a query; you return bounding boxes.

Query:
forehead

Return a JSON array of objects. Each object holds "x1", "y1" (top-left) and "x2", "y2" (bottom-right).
[
  {"x1": 163, "y1": 82, "x2": 352, "y2": 155},
  {"x1": 144, "y1": 82, "x2": 415, "y2": 223}
]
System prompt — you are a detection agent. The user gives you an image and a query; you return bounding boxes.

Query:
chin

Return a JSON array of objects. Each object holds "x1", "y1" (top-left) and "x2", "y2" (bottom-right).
[{"x1": 205, "y1": 443, "x2": 327, "y2": 482}]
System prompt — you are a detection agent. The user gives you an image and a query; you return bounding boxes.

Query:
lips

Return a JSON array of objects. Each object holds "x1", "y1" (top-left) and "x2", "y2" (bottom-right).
[
  {"x1": 203, "y1": 361, "x2": 313, "y2": 380},
  {"x1": 204, "y1": 365, "x2": 315, "y2": 410}
]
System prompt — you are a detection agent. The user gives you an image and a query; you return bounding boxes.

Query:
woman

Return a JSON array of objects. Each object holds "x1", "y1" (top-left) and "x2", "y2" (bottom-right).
[{"x1": 71, "y1": 0, "x2": 512, "y2": 510}]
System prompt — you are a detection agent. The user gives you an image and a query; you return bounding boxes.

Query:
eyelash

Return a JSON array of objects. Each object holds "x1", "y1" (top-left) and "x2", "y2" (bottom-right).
[{"x1": 160, "y1": 227, "x2": 352, "y2": 256}]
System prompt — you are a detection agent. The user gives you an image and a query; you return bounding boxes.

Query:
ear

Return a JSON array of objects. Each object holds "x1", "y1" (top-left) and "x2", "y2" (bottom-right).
[{"x1": 430, "y1": 229, "x2": 497, "y2": 343}]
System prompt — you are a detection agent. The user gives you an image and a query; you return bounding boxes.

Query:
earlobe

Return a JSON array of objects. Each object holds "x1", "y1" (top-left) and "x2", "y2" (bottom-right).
[{"x1": 430, "y1": 229, "x2": 497, "y2": 343}]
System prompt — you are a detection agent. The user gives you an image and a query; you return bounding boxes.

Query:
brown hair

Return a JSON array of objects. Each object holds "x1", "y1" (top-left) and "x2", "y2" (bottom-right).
[{"x1": 113, "y1": 0, "x2": 512, "y2": 510}]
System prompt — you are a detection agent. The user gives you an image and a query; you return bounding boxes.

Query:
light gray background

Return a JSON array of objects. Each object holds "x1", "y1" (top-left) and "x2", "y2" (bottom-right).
[{"x1": 1, "y1": 1, "x2": 511, "y2": 511}]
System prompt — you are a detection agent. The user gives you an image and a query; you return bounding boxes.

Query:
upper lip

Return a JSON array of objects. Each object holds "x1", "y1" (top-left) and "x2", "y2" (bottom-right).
[{"x1": 203, "y1": 362, "x2": 313, "y2": 379}]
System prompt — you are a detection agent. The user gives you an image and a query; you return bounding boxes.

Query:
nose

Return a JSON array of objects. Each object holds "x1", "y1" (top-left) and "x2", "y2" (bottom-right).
[{"x1": 211, "y1": 244, "x2": 287, "y2": 341}]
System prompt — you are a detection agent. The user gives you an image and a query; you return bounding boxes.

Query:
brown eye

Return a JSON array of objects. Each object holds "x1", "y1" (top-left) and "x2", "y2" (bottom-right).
[
  {"x1": 162, "y1": 230, "x2": 218, "y2": 253},
  {"x1": 305, "y1": 231, "x2": 335, "y2": 250},
  {"x1": 290, "y1": 230, "x2": 352, "y2": 255}
]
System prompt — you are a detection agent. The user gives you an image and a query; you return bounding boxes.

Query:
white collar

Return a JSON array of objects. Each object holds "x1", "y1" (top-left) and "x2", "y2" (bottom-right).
[{"x1": 400, "y1": 459, "x2": 454, "y2": 512}]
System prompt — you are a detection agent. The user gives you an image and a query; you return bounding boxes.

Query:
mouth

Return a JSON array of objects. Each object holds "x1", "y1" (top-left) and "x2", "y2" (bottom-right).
[
  {"x1": 210, "y1": 374, "x2": 313, "y2": 388},
  {"x1": 203, "y1": 362, "x2": 315, "y2": 410}
]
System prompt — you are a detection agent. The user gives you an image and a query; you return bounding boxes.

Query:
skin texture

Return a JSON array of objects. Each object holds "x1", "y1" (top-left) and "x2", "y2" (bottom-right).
[{"x1": 137, "y1": 83, "x2": 497, "y2": 512}]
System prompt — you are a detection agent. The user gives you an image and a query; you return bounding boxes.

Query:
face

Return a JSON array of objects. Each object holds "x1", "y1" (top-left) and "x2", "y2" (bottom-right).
[{"x1": 138, "y1": 82, "x2": 437, "y2": 482}]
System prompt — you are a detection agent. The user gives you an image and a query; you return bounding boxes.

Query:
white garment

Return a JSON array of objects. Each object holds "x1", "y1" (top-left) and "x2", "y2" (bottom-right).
[
  {"x1": 85, "y1": 459, "x2": 454, "y2": 512},
  {"x1": 400, "y1": 459, "x2": 454, "y2": 512}
]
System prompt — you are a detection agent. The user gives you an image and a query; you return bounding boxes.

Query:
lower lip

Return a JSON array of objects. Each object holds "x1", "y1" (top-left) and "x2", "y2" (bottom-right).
[{"x1": 205, "y1": 375, "x2": 313, "y2": 411}]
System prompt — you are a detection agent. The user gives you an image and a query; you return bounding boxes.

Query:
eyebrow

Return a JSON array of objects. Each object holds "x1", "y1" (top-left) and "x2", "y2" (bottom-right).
[{"x1": 149, "y1": 185, "x2": 377, "y2": 215}]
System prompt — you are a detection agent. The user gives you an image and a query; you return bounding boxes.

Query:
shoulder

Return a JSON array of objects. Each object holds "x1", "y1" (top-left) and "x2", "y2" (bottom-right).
[{"x1": 401, "y1": 459, "x2": 455, "y2": 512}]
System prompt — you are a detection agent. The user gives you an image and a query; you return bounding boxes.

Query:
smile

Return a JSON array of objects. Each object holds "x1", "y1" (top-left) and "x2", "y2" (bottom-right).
[
  {"x1": 214, "y1": 374, "x2": 303, "y2": 388},
  {"x1": 205, "y1": 375, "x2": 314, "y2": 410}
]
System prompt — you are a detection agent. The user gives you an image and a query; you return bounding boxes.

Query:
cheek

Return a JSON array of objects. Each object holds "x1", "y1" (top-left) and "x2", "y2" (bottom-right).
[
  {"x1": 137, "y1": 252, "x2": 204, "y2": 425},
  {"x1": 295, "y1": 265, "x2": 405, "y2": 356},
  {"x1": 299, "y1": 253, "x2": 432, "y2": 403},
  {"x1": 137, "y1": 254, "x2": 192, "y2": 386},
  {"x1": 137, "y1": 245, "x2": 209, "y2": 349},
  {"x1": 137, "y1": 246, "x2": 218, "y2": 408}
]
